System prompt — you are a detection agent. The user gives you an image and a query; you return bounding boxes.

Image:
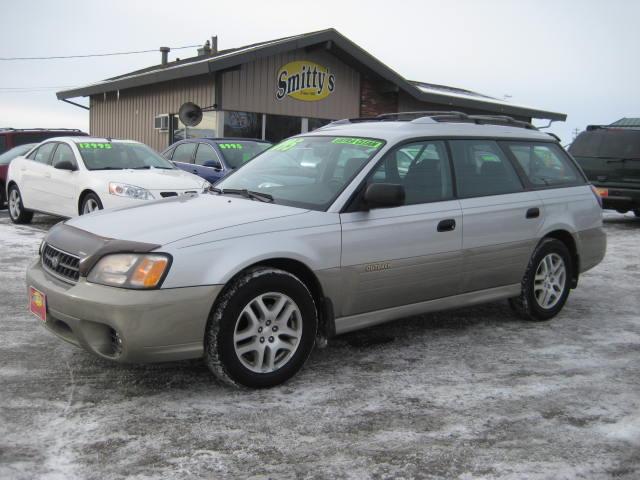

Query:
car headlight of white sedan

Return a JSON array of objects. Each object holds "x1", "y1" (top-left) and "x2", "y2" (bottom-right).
[
  {"x1": 109, "y1": 182, "x2": 154, "y2": 200},
  {"x1": 87, "y1": 253, "x2": 171, "y2": 289}
]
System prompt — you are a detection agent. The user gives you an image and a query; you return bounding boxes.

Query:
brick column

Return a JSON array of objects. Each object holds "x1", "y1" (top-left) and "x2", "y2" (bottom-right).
[{"x1": 360, "y1": 76, "x2": 398, "y2": 117}]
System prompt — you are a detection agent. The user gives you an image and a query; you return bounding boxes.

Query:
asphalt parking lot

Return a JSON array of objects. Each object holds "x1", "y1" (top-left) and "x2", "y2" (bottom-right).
[{"x1": 0, "y1": 210, "x2": 638, "y2": 480}]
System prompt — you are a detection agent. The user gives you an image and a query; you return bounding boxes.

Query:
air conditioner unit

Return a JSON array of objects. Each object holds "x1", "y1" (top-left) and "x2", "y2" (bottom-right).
[{"x1": 154, "y1": 114, "x2": 170, "y2": 131}]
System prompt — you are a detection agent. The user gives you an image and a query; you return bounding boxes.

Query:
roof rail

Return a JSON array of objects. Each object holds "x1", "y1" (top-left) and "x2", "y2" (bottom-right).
[{"x1": 326, "y1": 111, "x2": 538, "y2": 130}]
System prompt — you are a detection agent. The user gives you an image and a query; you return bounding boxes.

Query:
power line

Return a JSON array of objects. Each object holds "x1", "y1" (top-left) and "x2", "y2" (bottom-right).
[{"x1": 0, "y1": 44, "x2": 200, "y2": 61}]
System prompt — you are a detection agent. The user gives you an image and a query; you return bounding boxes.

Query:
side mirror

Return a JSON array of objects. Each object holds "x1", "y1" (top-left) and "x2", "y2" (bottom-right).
[
  {"x1": 363, "y1": 183, "x2": 405, "y2": 209},
  {"x1": 203, "y1": 160, "x2": 222, "y2": 170},
  {"x1": 54, "y1": 160, "x2": 77, "y2": 171}
]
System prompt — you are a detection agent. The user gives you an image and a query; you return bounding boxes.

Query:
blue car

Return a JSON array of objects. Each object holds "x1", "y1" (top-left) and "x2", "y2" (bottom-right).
[{"x1": 161, "y1": 138, "x2": 272, "y2": 184}]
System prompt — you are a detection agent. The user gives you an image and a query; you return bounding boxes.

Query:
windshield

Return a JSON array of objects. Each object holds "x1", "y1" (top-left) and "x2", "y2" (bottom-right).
[
  {"x1": 215, "y1": 136, "x2": 385, "y2": 210},
  {"x1": 217, "y1": 141, "x2": 272, "y2": 169},
  {"x1": 0, "y1": 143, "x2": 36, "y2": 165},
  {"x1": 77, "y1": 142, "x2": 175, "y2": 170},
  {"x1": 569, "y1": 129, "x2": 640, "y2": 159}
]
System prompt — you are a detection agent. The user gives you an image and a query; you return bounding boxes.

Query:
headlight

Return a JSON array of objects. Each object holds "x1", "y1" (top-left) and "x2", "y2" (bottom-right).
[
  {"x1": 202, "y1": 181, "x2": 212, "y2": 193},
  {"x1": 109, "y1": 182, "x2": 154, "y2": 200},
  {"x1": 87, "y1": 253, "x2": 171, "y2": 289}
]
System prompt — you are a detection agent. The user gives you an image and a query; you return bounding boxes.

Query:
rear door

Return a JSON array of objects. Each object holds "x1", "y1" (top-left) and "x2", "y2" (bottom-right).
[
  {"x1": 340, "y1": 140, "x2": 463, "y2": 316},
  {"x1": 20, "y1": 142, "x2": 57, "y2": 211},
  {"x1": 450, "y1": 139, "x2": 543, "y2": 293}
]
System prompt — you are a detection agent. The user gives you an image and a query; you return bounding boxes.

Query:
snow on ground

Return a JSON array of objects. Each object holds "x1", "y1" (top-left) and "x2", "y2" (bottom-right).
[{"x1": 0, "y1": 210, "x2": 638, "y2": 479}]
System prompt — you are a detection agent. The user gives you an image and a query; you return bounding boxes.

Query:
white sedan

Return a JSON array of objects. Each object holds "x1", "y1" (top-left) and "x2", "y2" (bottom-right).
[{"x1": 6, "y1": 137, "x2": 210, "y2": 223}]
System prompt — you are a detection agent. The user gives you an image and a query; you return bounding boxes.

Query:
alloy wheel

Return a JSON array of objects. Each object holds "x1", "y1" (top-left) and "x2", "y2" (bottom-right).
[
  {"x1": 533, "y1": 253, "x2": 566, "y2": 309},
  {"x1": 8, "y1": 189, "x2": 20, "y2": 219},
  {"x1": 233, "y1": 292, "x2": 303, "y2": 373},
  {"x1": 83, "y1": 198, "x2": 100, "y2": 214}
]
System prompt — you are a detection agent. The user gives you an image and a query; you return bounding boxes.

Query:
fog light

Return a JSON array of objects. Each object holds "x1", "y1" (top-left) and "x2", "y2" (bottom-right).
[{"x1": 109, "y1": 328, "x2": 123, "y2": 357}]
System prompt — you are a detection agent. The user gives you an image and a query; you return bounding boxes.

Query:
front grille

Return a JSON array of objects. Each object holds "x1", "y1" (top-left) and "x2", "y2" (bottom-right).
[{"x1": 42, "y1": 244, "x2": 80, "y2": 283}]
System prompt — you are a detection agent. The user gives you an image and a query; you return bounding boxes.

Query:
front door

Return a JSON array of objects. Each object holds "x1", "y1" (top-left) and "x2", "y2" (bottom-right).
[
  {"x1": 339, "y1": 140, "x2": 463, "y2": 317},
  {"x1": 47, "y1": 143, "x2": 80, "y2": 217}
]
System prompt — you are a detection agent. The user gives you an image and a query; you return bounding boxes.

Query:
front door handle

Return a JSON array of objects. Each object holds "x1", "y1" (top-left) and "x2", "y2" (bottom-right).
[
  {"x1": 526, "y1": 207, "x2": 540, "y2": 219},
  {"x1": 437, "y1": 219, "x2": 456, "y2": 232}
]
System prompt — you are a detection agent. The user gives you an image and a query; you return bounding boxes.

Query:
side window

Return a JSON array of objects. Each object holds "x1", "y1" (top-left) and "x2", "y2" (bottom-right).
[
  {"x1": 162, "y1": 147, "x2": 175, "y2": 160},
  {"x1": 369, "y1": 141, "x2": 453, "y2": 205},
  {"x1": 450, "y1": 140, "x2": 523, "y2": 197},
  {"x1": 0, "y1": 135, "x2": 6, "y2": 154},
  {"x1": 51, "y1": 144, "x2": 76, "y2": 169},
  {"x1": 195, "y1": 144, "x2": 222, "y2": 167},
  {"x1": 31, "y1": 142, "x2": 57, "y2": 164},
  {"x1": 172, "y1": 143, "x2": 196, "y2": 164},
  {"x1": 506, "y1": 142, "x2": 582, "y2": 187}
]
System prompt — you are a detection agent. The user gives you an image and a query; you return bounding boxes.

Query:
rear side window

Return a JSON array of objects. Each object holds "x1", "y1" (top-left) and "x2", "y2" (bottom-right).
[
  {"x1": 369, "y1": 141, "x2": 453, "y2": 205},
  {"x1": 450, "y1": 140, "x2": 523, "y2": 197},
  {"x1": 506, "y1": 142, "x2": 583, "y2": 187},
  {"x1": 28, "y1": 142, "x2": 57, "y2": 164},
  {"x1": 569, "y1": 129, "x2": 640, "y2": 159},
  {"x1": 0, "y1": 135, "x2": 6, "y2": 154},
  {"x1": 172, "y1": 143, "x2": 196, "y2": 164}
]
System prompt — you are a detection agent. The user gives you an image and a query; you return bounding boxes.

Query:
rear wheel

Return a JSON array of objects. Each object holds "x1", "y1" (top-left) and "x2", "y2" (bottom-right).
[
  {"x1": 634, "y1": 209, "x2": 640, "y2": 218},
  {"x1": 7, "y1": 185, "x2": 33, "y2": 224},
  {"x1": 509, "y1": 238, "x2": 572, "y2": 321},
  {"x1": 205, "y1": 267, "x2": 317, "y2": 388},
  {"x1": 0, "y1": 185, "x2": 5, "y2": 210},
  {"x1": 80, "y1": 193, "x2": 103, "y2": 215}
]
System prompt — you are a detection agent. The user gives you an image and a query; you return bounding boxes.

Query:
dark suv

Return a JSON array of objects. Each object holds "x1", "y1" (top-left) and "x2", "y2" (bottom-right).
[
  {"x1": 0, "y1": 128, "x2": 87, "y2": 155},
  {"x1": 569, "y1": 125, "x2": 640, "y2": 216}
]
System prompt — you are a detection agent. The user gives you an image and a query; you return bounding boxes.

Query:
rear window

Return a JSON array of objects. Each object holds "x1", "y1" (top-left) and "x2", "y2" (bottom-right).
[
  {"x1": 506, "y1": 142, "x2": 583, "y2": 187},
  {"x1": 569, "y1": 129, "x2": 640, "y2": 159}
]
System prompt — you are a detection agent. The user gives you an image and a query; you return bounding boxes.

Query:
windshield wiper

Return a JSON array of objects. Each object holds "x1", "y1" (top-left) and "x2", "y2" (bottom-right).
[
  {"x1": 219, "y1": 188, "x2": 274, "y2": 203},
  {"x1": 132, "y1": 166, "x2": 151, "y2": 169}
]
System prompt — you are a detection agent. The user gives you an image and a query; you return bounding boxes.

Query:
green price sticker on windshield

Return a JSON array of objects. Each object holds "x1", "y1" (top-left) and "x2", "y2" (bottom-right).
[
  {"x1": 272, "y1": 138, "x2": 305, "y2": 152},
  {"x1": 219, "y1": 143, "x2": 243, "y2": 150},
  {"x1": 331, "y1": 138, "x2": 383, "y2": 149},
  {"x1": 78, "y1": 143, "x2": 112, "y2": 149}
]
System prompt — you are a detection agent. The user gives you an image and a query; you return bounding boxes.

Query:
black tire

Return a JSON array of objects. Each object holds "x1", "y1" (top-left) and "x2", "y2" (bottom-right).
[
  {"x1": 509, "y1": 238, "x2": 573, "y2": 321},
  {"x1": 634, "y1": 209, "x2": 640, "y2": 218},
  {"x1": 0, "y1": 186, "x2": 5, "y2": 210},
  {"x1": 205, "y1": 267, "x2": 317, "y2": 388},
  {"x1": 80, "y1": 192, "x2": 103, "y2": 215},
  {"x1": 7, "y1": 185, "x2": 33, "y2": 224}
]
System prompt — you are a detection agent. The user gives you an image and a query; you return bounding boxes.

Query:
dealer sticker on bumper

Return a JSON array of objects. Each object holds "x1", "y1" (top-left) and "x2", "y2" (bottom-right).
[{"x1": 29, "y1": 286, "x2": 47, "y2": 322}]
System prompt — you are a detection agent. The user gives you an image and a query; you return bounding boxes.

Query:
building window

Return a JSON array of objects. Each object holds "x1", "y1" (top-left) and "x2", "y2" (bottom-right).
[
  {"x1": 265, "y1": 114, "x2": 301, "y2": 143},
  {"x1": 173, "y1": 111, "x2": 218, "y2": 142},
  {"x1": 223, "y1": 111, "x2": 262, "y2": 139}
]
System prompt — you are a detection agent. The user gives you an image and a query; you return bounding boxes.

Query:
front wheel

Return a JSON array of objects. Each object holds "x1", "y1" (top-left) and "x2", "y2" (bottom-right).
[
  {"x1": 80, "y1": 193, "x2": 103, "y2": 215},
  {"x1": 509, "y1": 238, "x2": 572, "y2": 321},
  {"x1": 205, "y1": 267, "x2": 317, "y2": 388},
  {"x1": 7, "y1": 185, "x2": 33, "y2": 224}
]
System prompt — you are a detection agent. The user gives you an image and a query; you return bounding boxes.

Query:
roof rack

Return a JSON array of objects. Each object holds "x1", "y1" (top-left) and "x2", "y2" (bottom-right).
[
  {"x1": 0, "y1": 127, "x2": 86, "y2": 133},
  {"x1": 328, "y1": 111, "x2": 538, "y2": 130}
]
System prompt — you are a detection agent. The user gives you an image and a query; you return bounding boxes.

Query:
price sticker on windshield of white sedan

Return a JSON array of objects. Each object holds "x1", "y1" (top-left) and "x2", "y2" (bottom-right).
[{"x1": 78, "y1": 143, "x2": 112, "y2": 149}]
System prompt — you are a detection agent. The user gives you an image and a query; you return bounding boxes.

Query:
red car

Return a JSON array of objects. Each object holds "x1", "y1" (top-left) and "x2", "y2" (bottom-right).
[{"x1": 0, "y1": 144, "x2": 38, "y2": 208}]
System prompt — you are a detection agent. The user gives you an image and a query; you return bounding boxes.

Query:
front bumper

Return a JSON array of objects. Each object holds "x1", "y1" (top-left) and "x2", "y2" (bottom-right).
[{"x1": 27, "y1": 259, "x2": 222, "y2": 363}]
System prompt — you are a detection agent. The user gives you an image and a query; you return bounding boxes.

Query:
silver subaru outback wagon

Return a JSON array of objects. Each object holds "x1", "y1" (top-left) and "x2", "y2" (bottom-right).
[{"x1": 26, "y1": 113, "x2": 606, "y2": 388}]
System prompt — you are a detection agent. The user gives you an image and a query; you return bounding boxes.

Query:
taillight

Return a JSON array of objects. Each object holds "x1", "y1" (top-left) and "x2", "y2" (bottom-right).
[{"x1": 590, "y1": 185, "x2": 603, "y2": 208}]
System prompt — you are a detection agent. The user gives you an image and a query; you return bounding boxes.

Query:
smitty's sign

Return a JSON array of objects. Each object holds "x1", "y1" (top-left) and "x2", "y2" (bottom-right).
[{"x1": 276, "y1": 61, "x2": 336, "y2": 102}]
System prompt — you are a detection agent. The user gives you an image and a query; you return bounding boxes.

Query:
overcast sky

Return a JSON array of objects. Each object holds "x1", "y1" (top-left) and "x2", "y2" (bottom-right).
[{"x1": 1, "y1": 0, "x2": 638, "y2": 144}]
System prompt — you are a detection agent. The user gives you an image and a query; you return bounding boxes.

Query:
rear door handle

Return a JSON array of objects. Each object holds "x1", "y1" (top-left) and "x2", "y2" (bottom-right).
[
  {"x1": 437, "y1": 219, "x2": 456, "y2": 232},
  {"x1": 526, "y1": 207, "x2": 540, "y2": 219}
]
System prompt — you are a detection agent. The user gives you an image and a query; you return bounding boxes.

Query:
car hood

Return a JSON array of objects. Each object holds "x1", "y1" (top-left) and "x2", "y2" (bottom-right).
[
  {"x1": 88, "y1": 168, "x2": 206, "y2": 190},
  {"x1": 64, "y1": 193, "x2": 309, "y2": 246}
]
